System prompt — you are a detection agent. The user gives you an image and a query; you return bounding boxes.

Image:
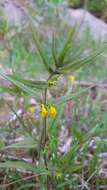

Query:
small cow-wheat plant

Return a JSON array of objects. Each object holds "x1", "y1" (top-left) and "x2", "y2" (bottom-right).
[{"x1": 0, "y1": 23, "x2": 106, "y2": 189}]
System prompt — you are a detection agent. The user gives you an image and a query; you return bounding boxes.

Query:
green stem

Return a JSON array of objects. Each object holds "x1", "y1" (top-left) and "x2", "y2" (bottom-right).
[
  {"x1": 43, "y1": 87, "x2": 48, "y2": 169},
  {"x1": 43, "y1": 78, "x2": 53, "y2": 190},
  {"x1": 38, "y1": 74, "x2": 53, "y2": 160}
]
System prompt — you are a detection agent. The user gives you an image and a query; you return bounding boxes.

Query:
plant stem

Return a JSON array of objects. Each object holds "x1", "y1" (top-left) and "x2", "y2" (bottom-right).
[
  {"x1": 39, "y1": 74, "x2": 53, "y2": 160},
  {"x1": 38, "y1": 74, "x2": 54, "y2": 189},
  {"x1": 43, "y1": 87, "x2": 48, "y2": 169},
  {"x1": 43, "y1": 75, "x2": 54, "y2": 190}
]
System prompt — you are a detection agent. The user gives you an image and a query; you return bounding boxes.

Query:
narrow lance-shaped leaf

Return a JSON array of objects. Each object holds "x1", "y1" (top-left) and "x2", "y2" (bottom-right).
[
  {"x1": 57, "y1": 28, "x2": 75, "y2": 66},
  {"x1": 0, "y1": 86, "x2": 21, "y2": 95},
  {"x1": 58, "y1": 46, "x2": 106, "y2": 73},
  {"x1": 0, "y1": 161, "x2": 50, "y2": 175},
  {"x1": 63, "y1": 42, "x2": 87, "y2": 66},
  {"x1": 52, "y1": 33, "x2": 58, "y2": 66},
  {"x1": 9, "y1": 74, "x2": 48, "y2": 89},
  {"x1": 2, "y1": 138, "x2": 37, "y2": 150},
  {"x1": 18, "y1": 11, "x2": 51, "y2": 72},
  {"x1": 30, "y1": 26, "x2": 52, "y2": 73},
  {"x1": 0, "y1": 71, "x2": 39, "y2": 99}
]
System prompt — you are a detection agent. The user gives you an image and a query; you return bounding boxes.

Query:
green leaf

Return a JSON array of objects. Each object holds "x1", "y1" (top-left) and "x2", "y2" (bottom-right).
[
  {"x1": 9, "y1": 74, "x2": 48, "y2": 89},
  {"x1": 2, "y1": 138, "x2": 36, "y2": 150},
  {"x1": 89, "y1": 143, "x2": 101, "y2": 173},
  {"x1": 52, "y1": 33, "x2": 58, "y2": 66},
  {"x1": 60, "y1": 144, "x2": 78, "y2": 169},
  {"x1": 0, "y1": 72, "x2": 40, "y2": 99},
  {"x1": 63, "y1": 41, "x2": 87, "y2": 66},
  {"x1": 0, "y1": 86, "x2": 21, "y2": 95},
  {"x1": 0, "y1": 161, "x2": 49, "y2": 174},
  {"x1": 16, "y1": 183, "x2": 38, "y2": 190},
  {"x1": 30, "y1": 26, "x2": 52, "y2": 73},
  {"x1": 58, "y1": 46, "x2": 106, "y2": 73},
  {"x1": 57, "y1": 28, "x2": 75, "y2": 66},
  {"x1": 0, "y1": 140, "x2": 5, "y2": 149},
  {"x1": 72, "y1": 127, "x2": 85, "y2": 144}
]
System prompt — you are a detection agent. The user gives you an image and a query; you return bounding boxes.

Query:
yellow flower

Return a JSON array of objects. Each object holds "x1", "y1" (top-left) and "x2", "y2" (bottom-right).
[
  {"x1": 68, "y1": 75, "x2": 76, "y2": 82},
  {"x1": 41, "y1": 104, "x2": 48, "y2": 118},
  {"x1": 27, "y1": 106, "x2": 35, "y2": 113},
  {"x1": 49, "y1": 105, "x2": 57, "y2": 118}
]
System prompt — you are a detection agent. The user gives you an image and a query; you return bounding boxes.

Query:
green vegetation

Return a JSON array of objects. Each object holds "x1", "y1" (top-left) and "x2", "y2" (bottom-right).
[
  {"x1": 69, "y1": 0, "x2": 107, "y2": 17},
  {"x1": 88, "y1": 0, "x2": 107, "y2": 13},
  {"x1": 0, "y1": 1, "x2": 107, "y2": 189}
]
